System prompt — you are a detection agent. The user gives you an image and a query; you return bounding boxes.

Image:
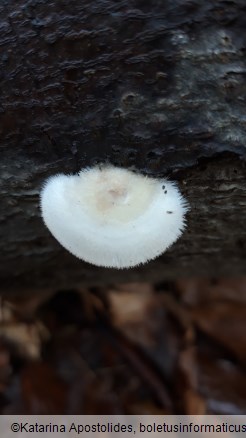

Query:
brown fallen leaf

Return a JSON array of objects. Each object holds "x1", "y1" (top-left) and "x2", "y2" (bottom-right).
[
  {"x1": 190, "y1": 301, "x2": 246, "y2": 365},
  {"x1": 23, "y1": 362, "x2": 67, "y2": 414},
  {"x1": 108, "y1": 283, "x2": 161, "y2": 347},
  {"x1": 197, "y1": 353, "x2": 246, "y2": 414},
  {"x1": 176, "y1": 277, "x2": 246, "y2": 305}
]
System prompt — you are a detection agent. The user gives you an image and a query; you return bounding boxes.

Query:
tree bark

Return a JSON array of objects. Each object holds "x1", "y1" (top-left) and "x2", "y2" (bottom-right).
[{"x1": 0, "y1": 0, "x2": 246, "y2": 292}]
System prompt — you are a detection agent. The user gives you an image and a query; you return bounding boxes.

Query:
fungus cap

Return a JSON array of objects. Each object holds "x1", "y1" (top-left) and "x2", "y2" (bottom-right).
[{"x1": 40, "y1": 165, "x2": 188, "y2": 268}]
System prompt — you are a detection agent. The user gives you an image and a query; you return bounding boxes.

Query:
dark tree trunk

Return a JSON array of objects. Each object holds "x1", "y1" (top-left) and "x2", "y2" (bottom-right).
[{"x1": 0, "y1": 0, "x2": 246, "y2": 292}]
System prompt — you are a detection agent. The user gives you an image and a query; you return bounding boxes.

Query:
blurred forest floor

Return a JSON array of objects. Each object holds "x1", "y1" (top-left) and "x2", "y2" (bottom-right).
[{"x1": 0, "y1": 278, "x2": 245, "y2": 414}]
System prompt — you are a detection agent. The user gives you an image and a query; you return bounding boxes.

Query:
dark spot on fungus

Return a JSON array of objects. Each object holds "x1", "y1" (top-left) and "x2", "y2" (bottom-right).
[
  {"x1": 164, "y1": 190, "x2": 167, "y2": 194},
  {"x1": 162, "y1": 185, "x2": 165, "y2": 189},
  {"x1": 167, "y1": 211, "x2": 173, "y2": 214}
]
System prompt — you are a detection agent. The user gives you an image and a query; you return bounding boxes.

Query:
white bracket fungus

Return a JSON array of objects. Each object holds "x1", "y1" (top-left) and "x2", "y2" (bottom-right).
[{"x1": 40, "y1": 165, "x2": 188, "y2": 268}]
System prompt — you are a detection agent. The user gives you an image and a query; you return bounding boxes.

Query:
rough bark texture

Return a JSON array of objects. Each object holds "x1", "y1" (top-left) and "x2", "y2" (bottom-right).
[{"x1": 0, "y1": 0, "x2": 246, "y2": 292}]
